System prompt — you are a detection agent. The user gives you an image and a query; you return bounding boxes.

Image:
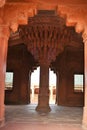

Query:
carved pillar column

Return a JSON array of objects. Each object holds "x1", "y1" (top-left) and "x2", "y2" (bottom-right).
[
  {"x1": 0, "y1": 25, "x2": 9, "y2": 125},
  {"x1": 36, "y1": 63, "x2": 51, "y2": 112},
  {"x1": 82, "y1": 31, "x2": 87, "y2": 128},
  {"x1": 19, "y1": 66, "x2": 30, "y2": 104}
]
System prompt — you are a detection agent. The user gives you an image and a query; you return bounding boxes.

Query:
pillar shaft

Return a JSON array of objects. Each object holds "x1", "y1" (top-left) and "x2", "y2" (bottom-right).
[
  {"x1": 19, "y1": 68, "x2": 30, "y2": 104},
  {"x1": 36, "y1": 64, "x2": 51, "y2": 112},
  {"x1": 0, "y1": 26, "x2": 9, "y2": 125},
  {"x1": 83, "y1": 34, "x2": 87, "y2": 128}
]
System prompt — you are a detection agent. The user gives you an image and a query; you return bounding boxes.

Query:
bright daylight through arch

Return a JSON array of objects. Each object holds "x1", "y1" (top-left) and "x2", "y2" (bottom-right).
[{"x1": 31, "y1": 67, "x2": 56, "y2": 104}]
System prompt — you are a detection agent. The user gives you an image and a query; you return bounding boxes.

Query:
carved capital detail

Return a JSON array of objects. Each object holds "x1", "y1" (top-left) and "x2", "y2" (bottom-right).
[
  {"x1": 0, "y1": 3, "x2": 87, "y2": 36},
  {"x1": 19, "y1": 10, "x2": 83, "y2": 65}
]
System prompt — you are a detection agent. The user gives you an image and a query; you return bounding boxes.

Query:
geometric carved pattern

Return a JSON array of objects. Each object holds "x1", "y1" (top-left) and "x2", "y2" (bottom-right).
[{"x1": 19, "y1": 10, "x2": 83, "y2": 65}]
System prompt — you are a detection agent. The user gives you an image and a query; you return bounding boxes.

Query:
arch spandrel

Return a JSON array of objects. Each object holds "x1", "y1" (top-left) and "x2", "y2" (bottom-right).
[
  {"x1": 0, "y1": 3, "x2": 37, "y2": 32},
  {"x1": 1, "y1": 3, "x2": 86, "y2": 46},
  {"x1": 57, "y1": 5, "x2": 87, "y2": 33},
  {"x1": 0, "y1": 2, "x2": 87, "y2": 39},
  {"x1": 0, "y1": 0, "x2": 87, "y2": 126}
]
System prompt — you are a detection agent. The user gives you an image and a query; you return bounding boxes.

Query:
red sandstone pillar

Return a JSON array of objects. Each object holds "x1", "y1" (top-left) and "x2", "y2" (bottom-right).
[
  {"x1": 36, "y1": 64, "x2": 51, "y2": 112},
  {"x1": 0, "y1": 26, "x2": 9, "y2": 125},
  {"x1": 19, "y1": 68, "x2": 30, "y2": 104},
  {"x1": 82, "y1": 32, "x2": 87, "y2": 128}
]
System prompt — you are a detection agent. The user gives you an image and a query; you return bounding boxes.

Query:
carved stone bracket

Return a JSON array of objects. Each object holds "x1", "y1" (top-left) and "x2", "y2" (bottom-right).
[
  {"x1": 0, "y1": 3, "x2": 37, "y2": 32},
  {"x1": 57, "y1": 5, "x2": 87, "y2": 34},
  {"x1": 19, "y1": 10, "x2": 83, "y2": 65},
  {"x1": 0, "y1": 3, "x2": 87, "y2": 36},
  {"x1": 0, "y1": 0, "x2": 87, "y2": 123}
]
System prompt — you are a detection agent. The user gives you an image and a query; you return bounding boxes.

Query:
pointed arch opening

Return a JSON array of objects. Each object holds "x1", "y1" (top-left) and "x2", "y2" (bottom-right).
[
  {"x1": 30, "y1": 67, "x2": 40, "y2": 104},
  {"x1": 49, "y1": 68, "x2": 56, "y2": 104}
]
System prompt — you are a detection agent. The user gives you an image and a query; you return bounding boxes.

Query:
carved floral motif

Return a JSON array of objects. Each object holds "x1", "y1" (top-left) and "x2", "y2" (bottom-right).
[{"x1": 19, "y1": 12, "x2": 82, "y2": 65}]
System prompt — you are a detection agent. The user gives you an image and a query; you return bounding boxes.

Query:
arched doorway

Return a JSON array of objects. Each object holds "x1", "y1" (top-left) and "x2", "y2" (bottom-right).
[
  {"x1": 30, "y1": 67, "x2": 40, "y2": 104},
  {"x1": 0, "y1": 2, "x2": 86, "y2": 127},
  {"x1": 49, "y1": 68, "x2": 56, "y2": 104},
  {"x1": 30, "y1": 67, "x2": 57, "y2": 105},
  {"x1": 4, "y1": 9, "x2": 84, "y2": 112}
]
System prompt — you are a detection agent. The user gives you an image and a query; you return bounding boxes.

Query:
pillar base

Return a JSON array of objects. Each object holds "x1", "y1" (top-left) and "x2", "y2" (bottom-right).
[
  {"x1": 82, "y1": 124, "x2": 87, "y2": 130},
  {"x1": 83, "y1": 120, "x2": 87, "y2": 129},
  {"x1": 36, "y1": 105, "x2": 51, "y2": 112},
  {"x1": 82, "y1": 107, "x2": 87, "y2": 129},
  {"x1": 0, "y1": 119, "x2": 5, "y2": 127}
]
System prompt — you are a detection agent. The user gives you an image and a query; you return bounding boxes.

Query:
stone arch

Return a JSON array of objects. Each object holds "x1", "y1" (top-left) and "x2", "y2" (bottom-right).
[
  {"x1": 0, "y1": 3, "x2": 37, "y2": 125},
  {"x1": 0, "y1": 2, "x2": 87, "y2": 127},
  {"x1": 57, "y1": 5, "x2": 86, "y2": 33},
  {"x1": 56, "y1": 5, "x2": 87, "y2": 128},
  {"x1": 3, "y1": 3, "x2": 36, "y2": 32},
  {"x1": 1, "y1": 3, "x2": 87, "y2": 37}
]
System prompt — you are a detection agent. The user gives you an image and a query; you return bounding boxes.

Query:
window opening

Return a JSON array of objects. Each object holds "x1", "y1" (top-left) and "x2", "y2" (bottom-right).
[
  {"x1": 5, "y1": 72, "x2": 14, "y2": 90},
  {"x1": 74, "y1": 74, "x2": 83, "y2": 92}
]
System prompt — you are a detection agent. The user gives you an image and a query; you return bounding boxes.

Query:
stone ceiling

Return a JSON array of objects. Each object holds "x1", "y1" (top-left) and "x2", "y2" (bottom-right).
[
  {"x1": 9, "y1": 10, "x2": 83, "y2": 50},
  {"x1": 6, "y1": 0, "x2": 87, "y2": 4}
]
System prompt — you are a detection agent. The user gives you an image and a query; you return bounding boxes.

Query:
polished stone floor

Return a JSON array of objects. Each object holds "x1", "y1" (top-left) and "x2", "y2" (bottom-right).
[{"x1": 0, "y1": 104, "x2": 86, "y2": 130}]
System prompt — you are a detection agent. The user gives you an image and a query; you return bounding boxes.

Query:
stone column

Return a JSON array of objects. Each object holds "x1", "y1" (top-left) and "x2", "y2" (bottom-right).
[
  {"x1": 0, "y1": 26, "x2": 9, "y2": 125},
  {"x1": 36, "y1": 64, "x2": 51, "y2": 112},
  {"x1": 19, "y1": 67, "x2": 30, "y2": 104},
  {"x1": 82, "y1": 32, "x2": 87, "y2": 128}
]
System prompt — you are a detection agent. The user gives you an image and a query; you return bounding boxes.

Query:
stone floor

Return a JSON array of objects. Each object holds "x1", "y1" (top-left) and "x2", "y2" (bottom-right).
[{"x1": 0, "y1": 104, "x2": 86, "y2": 130}]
